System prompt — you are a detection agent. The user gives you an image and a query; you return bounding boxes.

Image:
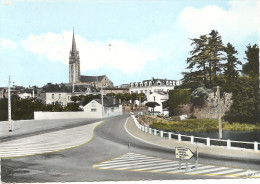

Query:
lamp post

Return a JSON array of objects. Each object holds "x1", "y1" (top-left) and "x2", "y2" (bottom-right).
[
  {"x1": 217, "y1": 86, "x2": 222, "y2": 139},
  {"x1": 101, "y1": 82, "x2": 104, "y2": 117},
  {"x1": 8, "y1": 75, "x2": 12, "y2": 132}
]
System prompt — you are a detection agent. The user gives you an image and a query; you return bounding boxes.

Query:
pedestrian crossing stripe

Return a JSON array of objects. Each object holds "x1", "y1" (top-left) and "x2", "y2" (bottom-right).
[{"x1": 93, "y1": 152, "x2": 260, "y2": 178}]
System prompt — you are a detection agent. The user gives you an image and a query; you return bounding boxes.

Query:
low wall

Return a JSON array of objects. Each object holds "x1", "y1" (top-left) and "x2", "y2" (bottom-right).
[{"x1": 34, "y1": 111, "x2": 102, "y2": 120}]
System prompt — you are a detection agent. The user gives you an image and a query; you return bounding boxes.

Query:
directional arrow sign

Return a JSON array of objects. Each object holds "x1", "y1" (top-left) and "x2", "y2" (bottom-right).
[{"x1": 175, "y1": 147, "x2": 194, "y2": 160}]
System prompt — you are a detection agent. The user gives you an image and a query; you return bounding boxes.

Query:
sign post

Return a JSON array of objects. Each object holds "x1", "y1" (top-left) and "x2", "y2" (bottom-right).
[
  {"x1": 195, "y1": 146, "x2": 199, "y2": 170},
  {"x1": 175, "y1": 147, "x2": 194, "y2": 171}
]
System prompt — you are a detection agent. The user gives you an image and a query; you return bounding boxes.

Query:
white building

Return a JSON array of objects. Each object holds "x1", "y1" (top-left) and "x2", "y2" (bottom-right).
[
  {"x1": 83, "y1": 96, "x2": 123, "y2": 117},
  {"x1": 146, "y1": 92, "x2": 169, "y2": 116},
  {"x1": 129, "y1": 78, "x2": 181, "y2": 95},
  {"x1": 18, "y1": 92, "x2": 33, "y2": 99},
  {"x1": 129, "y1": 78, "x2": 182, "y2": 114}
]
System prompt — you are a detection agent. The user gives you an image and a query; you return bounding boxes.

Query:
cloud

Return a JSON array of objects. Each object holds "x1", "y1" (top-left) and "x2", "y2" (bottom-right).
[
  {"x1": 0, "y1": 38, "x2": 17, "y2": 49},
  {"x1": 20, "y1": 31, "x2": 166, "y2": 74},
  {"x1": 178, "y1": 0, "x2": 259, "y2": 43}
]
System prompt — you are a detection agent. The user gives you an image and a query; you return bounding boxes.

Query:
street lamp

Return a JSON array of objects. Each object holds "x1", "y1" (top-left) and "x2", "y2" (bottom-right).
[{"x1": 8, "y1": 75, "x2": 12, "y2": 132}]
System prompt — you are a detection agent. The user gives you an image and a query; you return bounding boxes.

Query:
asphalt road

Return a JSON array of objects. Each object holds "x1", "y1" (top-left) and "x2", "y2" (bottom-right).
[{"x1": 1, "y1": 114, "x2": 259, "y2": 182}]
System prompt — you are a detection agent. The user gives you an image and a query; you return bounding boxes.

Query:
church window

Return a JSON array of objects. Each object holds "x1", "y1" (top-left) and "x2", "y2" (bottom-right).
[
  {"x1": 52, "y1": 94, "x2": 54, "y2": 99},
  {"x1": 92, "y1": 101, "x2": 96, "y2": 107},
  {"x1": 59, "y1": 94, "x2": 61, "y2": 99}
]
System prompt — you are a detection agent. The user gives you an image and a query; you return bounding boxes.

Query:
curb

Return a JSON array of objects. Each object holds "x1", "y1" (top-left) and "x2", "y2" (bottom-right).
[{"x1": 125, "y1": 117, "x2": 260, "y2": 163}]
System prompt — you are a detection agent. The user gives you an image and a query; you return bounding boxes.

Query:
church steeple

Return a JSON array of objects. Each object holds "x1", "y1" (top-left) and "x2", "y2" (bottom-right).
[
  {"x1": 69, "y1": 28, "x2": 81, "y2": 84},
  {"x1": 72, "y1": 28, "x2": 77, "y2": 53}
]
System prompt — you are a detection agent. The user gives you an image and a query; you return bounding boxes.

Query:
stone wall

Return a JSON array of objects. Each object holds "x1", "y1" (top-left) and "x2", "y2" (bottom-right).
[{"x1": 178, "y1": 92, "x2": 232, "y2": 119}]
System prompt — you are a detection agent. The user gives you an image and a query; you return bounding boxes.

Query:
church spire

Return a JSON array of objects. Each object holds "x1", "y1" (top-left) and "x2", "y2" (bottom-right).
[{"x1": 72, "y1": 28, "x2": 77, "y2": 52}]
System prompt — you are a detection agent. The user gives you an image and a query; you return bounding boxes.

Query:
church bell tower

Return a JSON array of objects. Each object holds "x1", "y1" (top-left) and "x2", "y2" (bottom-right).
[{"x1": 69, "y1": 29, "x2": 81, "y2": 84}]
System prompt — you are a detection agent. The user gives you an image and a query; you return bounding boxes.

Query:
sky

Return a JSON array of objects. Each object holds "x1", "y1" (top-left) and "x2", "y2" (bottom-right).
[{"x1": 0, "y1": 0, "x2": 259, "y2": 87}]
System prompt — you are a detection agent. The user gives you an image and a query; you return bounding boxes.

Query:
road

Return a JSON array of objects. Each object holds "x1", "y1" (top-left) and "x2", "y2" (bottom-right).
[{"x1": 1, "y1": 114, "x2": 260, "y2": 182}]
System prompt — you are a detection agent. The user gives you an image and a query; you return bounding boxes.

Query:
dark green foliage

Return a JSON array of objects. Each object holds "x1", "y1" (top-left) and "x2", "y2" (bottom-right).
[
  {"x1": 168, "y1": 89, "x2": 191, "y2": 115},
  {"x1": 145, "y1": 101, "x2": 160, "y2": 113},
  {"x1": 0, "y1": 96, "x2": 82, "y2": 121},
  {"x1": 65, "y1": 103, "x2": 81, "y2": 111},
  {"x1": 150, "y1": 118, "x2": 218, "y2": 132},
  {"x1": 242, "y1": 44, "x2": 259, "y2": 77},
  {"x1": 224, "y1": 76, "x2": 259, "y2": 124},
  {"x1": 224, "y1": 45, "x2": 259, "y2": 124},
  {"x1": 81, "y1": 94, "x2": 101, "y2": 106},
  {"x1": 183, "y1": 30, "x2": 225, "y2": 89},
  {"x1": 223, "y1": 43, "x2": 241, "y2": 80},
  {"x1": 190, "y1": 87, "x2": 212, "y2": 106},
  {"x1": 145, "y1": 102, "x2": 160, "y2": 108},
  {"x1": 0, "y1": 98, "x2": 8, "y2": 120}
]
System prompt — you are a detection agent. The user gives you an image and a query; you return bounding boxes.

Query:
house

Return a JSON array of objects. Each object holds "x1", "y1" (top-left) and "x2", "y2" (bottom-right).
[
  {"x1": 37, "y1": 83, "x2": 99, "y2": 106},
  {"x1": 129, "y1": 77, "x2": 182, "y2": 95},
  {"x1": 129, "y1": 77, "x2": 182, "y2": 114},
  {"x1": 147, "y1": 92, "x2": 169, "y2": 116},
  {"x1": 83, "y1": 96, "x2": 123, "y2": 117}
]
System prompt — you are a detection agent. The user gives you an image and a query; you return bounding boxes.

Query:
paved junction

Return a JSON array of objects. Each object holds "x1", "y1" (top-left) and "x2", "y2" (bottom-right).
[{"x1": 1, "y1": 114, "x2": 260, "y2": 182}]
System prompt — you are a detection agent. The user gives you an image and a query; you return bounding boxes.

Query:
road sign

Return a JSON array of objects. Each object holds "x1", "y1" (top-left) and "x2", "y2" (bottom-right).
[{"x1": 175, "y1": 147, "x2": 194, "y2": 160}]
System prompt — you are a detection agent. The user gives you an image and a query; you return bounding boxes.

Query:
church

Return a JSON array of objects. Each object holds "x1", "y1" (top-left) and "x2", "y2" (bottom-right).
[{"x1": 69, "y1": 30, "x2": 113, "y2": 89}]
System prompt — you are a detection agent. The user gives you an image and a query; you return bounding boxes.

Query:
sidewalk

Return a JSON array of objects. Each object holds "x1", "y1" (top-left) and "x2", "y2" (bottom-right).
[
  {"x1": 0, "y1": 118, "x2": 100, "y2": 141},
  {"x1": 0, "y1": 121, "x2": 102, "y2": 158},
  {"x1": 125, "y1": 117, "x2": 260, "y2": 162}
]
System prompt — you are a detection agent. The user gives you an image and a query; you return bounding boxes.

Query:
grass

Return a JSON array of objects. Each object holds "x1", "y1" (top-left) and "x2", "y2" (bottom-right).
[
  {"x1": 223, "y1": 122, "x2": 260, "y2": 131},
  {"x1": 147, "y1": 116, "x2": 260, "y2": 132}
]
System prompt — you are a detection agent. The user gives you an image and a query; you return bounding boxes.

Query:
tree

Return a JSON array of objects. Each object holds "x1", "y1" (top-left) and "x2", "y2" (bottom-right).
[
  {"x1": 224, "y1": 76, "x2": 258, "y2": 124},
  {"x1": 223, "y1": 43, "x2": 241, "y2": 80},
  {"x1": 242, "y1": 44, "x2": 259, "y2": 77},
  {"x1": 145, "y1": 102, "x2": 160, "y2": 114},
  {"x1": 183, "y1": 30, "x2": 225, "y2": 88},
  {"x1": 207, "y1": 30, "x2": 225, "y2": 80}
]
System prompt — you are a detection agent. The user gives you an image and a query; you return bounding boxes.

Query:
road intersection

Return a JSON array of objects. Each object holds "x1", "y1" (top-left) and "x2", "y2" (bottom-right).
[{"x1": 1, "y1": 114, "x2": 260, "y2": 182}]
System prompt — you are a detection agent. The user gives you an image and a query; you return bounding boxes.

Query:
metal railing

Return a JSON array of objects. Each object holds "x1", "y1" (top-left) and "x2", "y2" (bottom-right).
[{"x1": 131, "y1": 115, "x2": 259, "y2": 151}]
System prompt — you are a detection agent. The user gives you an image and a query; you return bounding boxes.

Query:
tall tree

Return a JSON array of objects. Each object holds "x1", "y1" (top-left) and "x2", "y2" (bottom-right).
[
  {"x1": 183, "y1": 30, "x2": 225, "y2": 88},
  {"x1": 186, "y1": 34, "x2": 209, "y2": 86},
  {"x1": 223, "y1": 43, "x2": 241, "y2": 79},
  {"x1": 242, "y1": 44, "x2": 259, "y2": 77},
  {"x1": 207, "y1": 30, "x2": 225, "y2": 81}
]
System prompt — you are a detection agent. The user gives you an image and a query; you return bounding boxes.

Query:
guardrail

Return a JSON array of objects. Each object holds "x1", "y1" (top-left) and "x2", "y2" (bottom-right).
[{"x1": 131, "y1": 115, "x2": 259, "y2": 151}]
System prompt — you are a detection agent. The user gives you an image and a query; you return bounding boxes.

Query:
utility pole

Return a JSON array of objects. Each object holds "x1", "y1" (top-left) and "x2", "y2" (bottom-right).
[
  {"x1": 217, "y1": 86, "x2": 222, "y2": 139},
  {"x1": 101, "y1": 82, "x2": 104, "y2": 117},
  {"x1": 8, "y1": 75, "x2": 12, "y2": 132}
]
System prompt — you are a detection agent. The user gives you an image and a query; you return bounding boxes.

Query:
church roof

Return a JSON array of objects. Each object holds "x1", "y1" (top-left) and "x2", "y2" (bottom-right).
[
  {"x1": 71, "y1": 29, "x2": 77, "y2": 53},
  {"x1": 80, "y1": 75, "x2": 105, "y2": 83}
]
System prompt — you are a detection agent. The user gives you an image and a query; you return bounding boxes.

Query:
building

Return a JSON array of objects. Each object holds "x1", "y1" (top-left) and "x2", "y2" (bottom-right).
[
  {"x1": 102, "y1": 87, "x2": 129, "y2": 95},
  {"x1": 37, "y1": 83, "x2": 99, "y2": 106},
  {"x1": 69, "y1": 30, "x2": 113, "y2": 89},
  {"x1": 146, "y1": 92, "x2": 169, "y2": 116},
  {"x1": 129, "y1": 77, "x2": 182, "y2": 114},
  {"x1": 83, "y1": 96, "x2": 123, "y2": 117},
  {"x1": 129, "y1": 77, "x2": 181, "y2": 95}
]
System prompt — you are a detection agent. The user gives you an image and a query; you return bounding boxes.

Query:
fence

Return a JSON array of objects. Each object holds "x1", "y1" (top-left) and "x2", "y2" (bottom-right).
[{"x1": 131, "y1": 115, "x2": 259, "y2": 152}]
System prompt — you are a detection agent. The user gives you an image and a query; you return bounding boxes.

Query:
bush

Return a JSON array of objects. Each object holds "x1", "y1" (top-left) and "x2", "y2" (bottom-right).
[
  {"x1": 223, "y1": 122, "x2": 260, "y2": 131},
  {"x1": 150, "y1": 118, "x2": 218, "y2": 132},
  {"x1": 169, "y1": 89, "x2": 191, "y2": 116}
]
